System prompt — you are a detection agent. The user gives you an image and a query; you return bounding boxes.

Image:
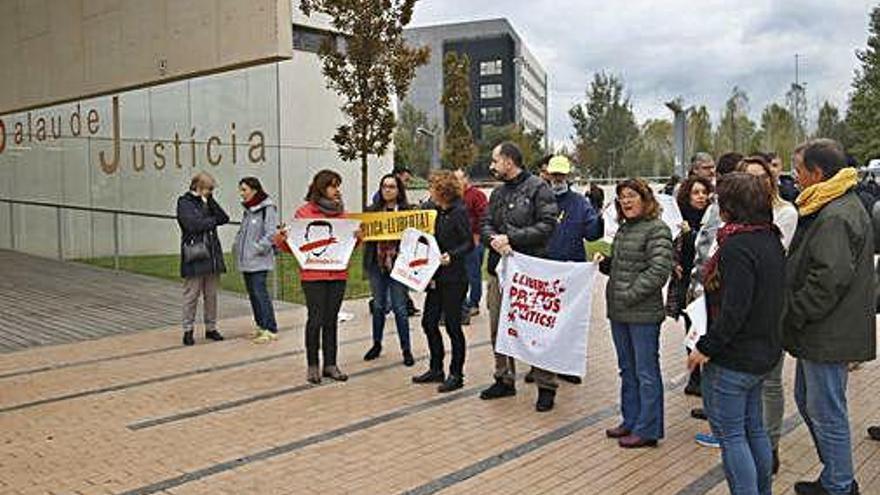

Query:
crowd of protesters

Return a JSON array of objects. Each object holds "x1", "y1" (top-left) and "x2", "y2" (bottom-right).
[{"x1": 176, "y1": 137, "x2": 878, "y2": 495}]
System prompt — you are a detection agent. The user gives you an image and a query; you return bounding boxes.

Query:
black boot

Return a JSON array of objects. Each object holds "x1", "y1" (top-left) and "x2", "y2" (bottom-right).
[
  {"x1": 412, "y1": 369, "x2": 445, "y2": 384},
  {"x1": 536, "y1": 388, "x2": 556, "y2": 412},
  {"x1": 558, "y1": 374, "x2": 582, "y2": 384},
  {"x1": 795, "y1": 479, "x2": 859, "y2": 495},
  {"x1": 402, "y1": 349, "x2": 415, "y2": 367},
  {"x1": 205, "y1": 330, "x2": 224, "y2": 341},
  {"x1": 183, "y1": 331, "x2": 194, "y2": 346},
  {"x1": 868, "y1": 425, "x2": 880, "y2": 441},
  {"x1": 480, "y1": 378, "x2": 516, "y2": 400},
  {"x1": 438, "y1": 375, "x2": 464, "y2": 393},
  {"x1": 363, "y1": 343, "x2": 382, "y2": 361}
]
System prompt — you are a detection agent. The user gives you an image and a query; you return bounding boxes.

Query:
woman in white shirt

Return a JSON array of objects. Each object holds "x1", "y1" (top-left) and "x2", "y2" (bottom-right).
[{"x1": 737, "y1": 154, "x2": 797, "y2": 475}]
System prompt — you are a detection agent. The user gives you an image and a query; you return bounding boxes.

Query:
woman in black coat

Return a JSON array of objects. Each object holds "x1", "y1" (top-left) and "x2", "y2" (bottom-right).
[
  {"x1": 412, "y1": 171, "x2": 473, "y2": 393},
  {"x1": 176, "y1": 172, "x2": 230, "y2": 346}
]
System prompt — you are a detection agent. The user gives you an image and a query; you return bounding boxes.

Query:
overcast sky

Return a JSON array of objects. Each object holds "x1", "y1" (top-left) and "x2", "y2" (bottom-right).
[{"x1": 410, "y1": 0, "x2": 876, "y2": 148}]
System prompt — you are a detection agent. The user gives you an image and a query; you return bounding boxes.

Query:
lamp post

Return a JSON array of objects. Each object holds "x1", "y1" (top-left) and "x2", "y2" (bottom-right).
[
  {"x1": 666, "y1": 98, "x2": 691, "y2": 178},
  {"x1": 417, "y1": 126, "x2": 439, "y2": 170}
]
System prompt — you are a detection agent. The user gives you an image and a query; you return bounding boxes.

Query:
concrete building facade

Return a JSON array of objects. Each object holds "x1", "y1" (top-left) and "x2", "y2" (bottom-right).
[{"x1": 402, "y1": 19, "x2": 549, "y2": 153}]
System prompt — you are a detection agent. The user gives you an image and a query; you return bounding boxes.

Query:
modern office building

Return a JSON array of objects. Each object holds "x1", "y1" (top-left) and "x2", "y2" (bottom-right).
[
  {"x1": 0, "y1": 3, "x2": 391, "y2": 260},
  {"x1": 402, "y1": 19, "x2": 549, "y2": 154}
]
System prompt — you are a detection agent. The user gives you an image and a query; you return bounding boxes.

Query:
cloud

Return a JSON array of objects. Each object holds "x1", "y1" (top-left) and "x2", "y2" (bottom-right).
[{"x1": 410, "y1": 0, "x2": 875, "y2": 147}]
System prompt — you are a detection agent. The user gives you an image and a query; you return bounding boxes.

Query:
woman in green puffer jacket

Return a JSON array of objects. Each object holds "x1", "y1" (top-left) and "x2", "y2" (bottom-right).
[{"x1": 596, "y1": 178, "x2": 673, "y2": 449}]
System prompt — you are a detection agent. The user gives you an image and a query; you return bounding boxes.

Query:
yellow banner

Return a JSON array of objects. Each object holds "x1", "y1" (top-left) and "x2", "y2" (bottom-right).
[{"x1": 350, "y1": 210, "x2": 437, "y2": 241}]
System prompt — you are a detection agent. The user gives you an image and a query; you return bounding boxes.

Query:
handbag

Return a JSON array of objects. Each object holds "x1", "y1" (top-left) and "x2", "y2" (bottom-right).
[{"x1": 183, "y1": 233, "x2": 211, "y2": 263}]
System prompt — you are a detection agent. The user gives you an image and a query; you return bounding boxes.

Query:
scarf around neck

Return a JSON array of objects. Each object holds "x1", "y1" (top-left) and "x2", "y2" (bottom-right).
[
  {"x1": 243, "y1": 190, "x2": 268, "y2": 209},
  {"x1": 316, "y1": 197, "x2": 344, "y2": 216},
  {"x1": 795, "y1": 167, "x2": 857, "y2": 216}
]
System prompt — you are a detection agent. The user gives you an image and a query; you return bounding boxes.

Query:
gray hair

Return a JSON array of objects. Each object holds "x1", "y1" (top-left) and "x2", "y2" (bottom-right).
[{"x1": 691, "y1": 152, "x2": 714, "y2": 165}]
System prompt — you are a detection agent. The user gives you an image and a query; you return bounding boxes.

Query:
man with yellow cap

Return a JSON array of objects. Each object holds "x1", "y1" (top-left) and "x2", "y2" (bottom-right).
[{"x1": 525, "y1": 155, "x2": 601, "y2": 385}]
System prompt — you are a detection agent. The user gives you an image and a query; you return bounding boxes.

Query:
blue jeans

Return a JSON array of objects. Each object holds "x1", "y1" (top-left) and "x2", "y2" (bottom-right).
[
  {"x1": 795, "y1": 359, "x2": 854, "y2": 495},
  {"x1": 368, "y1": 271, "x2": 411, "y2": 352},
  {"x1": 463, "y1": 244, "x2": 484, "y2": 311},
  {"x1": 243, "y1": 271, "x2": 277, "y2": 332},
  {"x1": 610, "y1": 321, "x2": 664, "y2": 440},
  {"x1": 702, "y1": 363, "x2": 772, "y2": 495}
]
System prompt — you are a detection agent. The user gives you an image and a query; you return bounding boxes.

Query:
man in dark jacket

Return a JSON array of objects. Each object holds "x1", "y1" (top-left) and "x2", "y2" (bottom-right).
[
  {"x1": 177, "y1": 172, "x2": 230, "y2": 346},
  {"x1": 783, "y1": 139, "x2": 876, "y2": 495},
  {"x1": 479, "y1": 142, "x2": 559, "y2": 412}
]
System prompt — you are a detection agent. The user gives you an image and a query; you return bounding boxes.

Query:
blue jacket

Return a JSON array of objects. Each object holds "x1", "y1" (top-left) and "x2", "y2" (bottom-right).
[{"x1": 546, "y1": 189, "x2": 601, "y2": 262}]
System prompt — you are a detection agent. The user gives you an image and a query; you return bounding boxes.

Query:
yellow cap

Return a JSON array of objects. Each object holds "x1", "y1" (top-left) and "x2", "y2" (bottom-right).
[{"x1": 547, "y1": 155, "x2": 572, "y2": 175}]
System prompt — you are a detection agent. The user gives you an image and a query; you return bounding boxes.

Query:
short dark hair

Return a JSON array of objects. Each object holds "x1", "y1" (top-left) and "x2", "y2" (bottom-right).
[
  {"x1": 375, "y1": 173, "x2": 409, "y2": 208},
  {"x1": 305, "y1": 169, "x2": 342, "y2": 203},
  {"x1": 716, "y1": 172, "x2": 773, "y2": 225},
  {"x1": 496, "y1": 142, "x2": 523, "y2": 168},
  {"x1": 802, "y1": 139, "x2": 846, "y2": 180},
  {"x1": 717, "y1": 152, "x2": 744, "y2": 176},
  {"x1": 676, "y1": 176, "x2": 714, "y2": 210},
  {"x1": 393, "y1": 165, "x2": 412, "y2": 176},
  {"x1": 238, "y1": 176, "x2": 265, "y2": 194}
]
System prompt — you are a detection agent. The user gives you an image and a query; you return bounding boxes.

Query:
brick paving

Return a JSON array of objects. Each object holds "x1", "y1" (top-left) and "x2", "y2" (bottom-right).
[
  {"x1": 0, "y1": 250, "x2": 294, "y2": 353},
  {"x1": 0, "y1": 276, "x2": 878, "y2": 494}
]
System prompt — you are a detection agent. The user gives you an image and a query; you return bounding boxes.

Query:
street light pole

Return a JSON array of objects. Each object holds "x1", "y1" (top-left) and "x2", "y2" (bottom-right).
[
  {"x1": 666, "y1": 98, "x2": 689, "y2": 178},
  {"x1": 416, "y1": 127, "x2": 439, "y2": 170}
]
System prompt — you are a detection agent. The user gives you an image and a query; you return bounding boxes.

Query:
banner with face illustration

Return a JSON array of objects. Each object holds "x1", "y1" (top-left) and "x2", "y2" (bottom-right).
[
  {"x1": 286, "y1": 219, "x2": 361, "y2": 271},
  {"x1": 495, "y1": 252, "x2": 597, "y2": 376},
  {"x1": 391, "y1": 228, "x2": 442, "y2": 292}
]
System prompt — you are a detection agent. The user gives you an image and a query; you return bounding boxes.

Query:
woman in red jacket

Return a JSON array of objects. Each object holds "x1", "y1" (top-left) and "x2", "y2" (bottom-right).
[{"x1": 278, "y1": 170, "x2": 351, "y2": 384}]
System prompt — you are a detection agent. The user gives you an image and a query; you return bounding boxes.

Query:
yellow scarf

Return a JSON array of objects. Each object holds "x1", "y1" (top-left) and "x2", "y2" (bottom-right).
[{"x1": 795, "y1": 167, "x2": 858, "y2": 216}]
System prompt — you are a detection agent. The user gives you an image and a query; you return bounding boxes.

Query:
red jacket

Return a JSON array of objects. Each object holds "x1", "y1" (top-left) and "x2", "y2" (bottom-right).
[
  {"x1": 463, "y1": 185, "x2": 488, "y2": 237},
  {"x1": 275, "y1": 202, "x2": 349, "y2": 282}
]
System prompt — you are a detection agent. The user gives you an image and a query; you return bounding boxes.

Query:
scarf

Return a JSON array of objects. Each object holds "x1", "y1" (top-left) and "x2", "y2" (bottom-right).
[
  {"x1": 702, "y1": 222, "x2": 780, "y2": 290},
  {"x1": 376, "y1": 205, "x2": 399, "y2": 273},
  {"x1": 316, "y1": 197, "x2": 344, "y2": 216},
  {"x1": 795, "y1": 167, "x2": 857, "y2": 216},
  {"x1": 242, "y1": 190, "x2": 268, "y2": 209},
  {"x1": 679, "y1": 202, "x2": 706, "y2": 234}
]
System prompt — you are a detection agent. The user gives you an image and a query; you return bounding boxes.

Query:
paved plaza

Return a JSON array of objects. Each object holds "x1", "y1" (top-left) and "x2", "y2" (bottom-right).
[{"x1": 0, "y1": 255, "x2": 878, "y2": 494}]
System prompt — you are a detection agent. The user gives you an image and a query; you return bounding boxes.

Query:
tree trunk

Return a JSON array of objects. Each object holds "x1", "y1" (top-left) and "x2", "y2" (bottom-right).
[{"x1": 360, "y1": 152, "x2": 369, "y2": 210}]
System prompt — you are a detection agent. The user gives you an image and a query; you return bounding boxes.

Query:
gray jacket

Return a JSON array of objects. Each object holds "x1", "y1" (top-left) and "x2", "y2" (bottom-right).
[{"x1": 233, "y1": 197, "x2": 278, "y2": 273}]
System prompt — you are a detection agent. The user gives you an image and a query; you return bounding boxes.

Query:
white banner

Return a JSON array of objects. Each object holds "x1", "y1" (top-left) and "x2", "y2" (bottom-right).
[
  {"x1": 495, "y1": 252, "x2": 596, "y2": 376},
  {"x1": 390, "y1": 228, "x2": 442, "y2": 292},
  {"x1": 684, "y1": 295, "x2": 708, "y2": 350},
  {"x1": 286, "y1": 218, "x2": 361, "y2": 271},
  {"x1": 602, "y1": 193, "x2": 683, "y2": 241}
]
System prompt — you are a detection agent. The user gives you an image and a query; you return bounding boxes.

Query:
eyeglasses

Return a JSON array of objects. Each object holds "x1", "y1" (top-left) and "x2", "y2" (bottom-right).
[{"x1": 382, "y1": 185, "x2": 398, "y2": 190}]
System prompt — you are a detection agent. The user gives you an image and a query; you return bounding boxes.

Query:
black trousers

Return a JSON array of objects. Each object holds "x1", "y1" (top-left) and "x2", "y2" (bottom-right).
[
  {"x1": 422, "y1": 281, "x2": 468, "y2": 377},
  {"x1": 301, "y1": 280, "x2": 346, "y2": 367}
]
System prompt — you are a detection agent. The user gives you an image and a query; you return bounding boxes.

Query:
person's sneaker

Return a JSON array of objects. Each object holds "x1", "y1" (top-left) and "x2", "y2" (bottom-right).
[
  {"x1": 322, "y1": 366, "x2": 348, "y2": 382},
  {"x1": 205, "y1": 330, "x2": 224, "y2": 341},
  {"x1": 868, "y1": 425, "x2": 880, "y2": 441},
  {"x1": 402, "y1": 350, "x2": 415, "y2": 367},
  {"x1": 250, "y1": 327, "x2": 262, "y2": 339},
  {"x1": 183, "y1": 331, "x2": 195, "y2": 346},
  {"x1": 535, "y1": 388, "x2": 556, "y2": 412},
  {"x1": 363, "y1": 343, "x2": 382, "y2": 361},
  {"x1": 524, "y1": 369, "x2": 535, "y2": 383},
  {"x1": 438, "y1": 375, "x2": 464, "y2": 393},
  {"x1": 691, "y1": 408, "x2": 708, "y2": 421},
  {"x1": 695, "y1": 432, "x2": 720, "y2": 448},
  {"x1": 412, "y1": 369, "x2": 445, "y2": 384},
  {"x1": 558, "y1": 374, "x2": 582, "y2": 384},
  {"x1": 252, "y1": 329, "x2": 274, "y2": 344},
  {"x1": 480, "y1": 379, "x2": 516, "y2": 400}
]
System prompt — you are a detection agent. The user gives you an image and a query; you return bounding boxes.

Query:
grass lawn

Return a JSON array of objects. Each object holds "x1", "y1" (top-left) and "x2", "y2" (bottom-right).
[{"x1": 78, "y1": 248, "x2": 372, "y2": 305}]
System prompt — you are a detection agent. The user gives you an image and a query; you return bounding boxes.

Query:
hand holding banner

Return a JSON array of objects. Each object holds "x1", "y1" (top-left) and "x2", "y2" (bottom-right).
[
  {"x1": 495, "y1": 252, "x2": 596, "y2": 377},
  {"x1": 286, "y1": 218, "x2": 361, "y2": 271},
  {"x1": 390, "y1": 228, "x2": 441, "y2": 292}
]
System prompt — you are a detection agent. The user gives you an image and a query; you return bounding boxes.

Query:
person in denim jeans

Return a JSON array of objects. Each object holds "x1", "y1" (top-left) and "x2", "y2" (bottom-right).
[
  {"x1": 596, "y1": 178, "x2": 673, "y2": 448},
  {"x1": 782, "y1": 140, "x2": 876, "y2": 495},
  {"x1": 234, "y1": 177, "x2": 279, "y2": 344},
  {"x1": 688, "y1": 172, "x2": 786, "y2": 495},
  {"x1": 362, "y1": 174, "x2": 415, "y2": 367}
]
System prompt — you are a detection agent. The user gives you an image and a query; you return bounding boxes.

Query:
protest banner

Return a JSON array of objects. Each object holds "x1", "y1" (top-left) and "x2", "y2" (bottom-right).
[
  {"x1": 286, "y1": 218, "x2": 361, "y2": 271},
  {"x1": 495, "y1": 252, "x2": 596, "y2": 376},
  {"x1": 390, "y1": 228, "x2": 441, "y2": 292},
  {"x1": 684, "y1": 295, "x2": 708, "y2": 350},
  {"x1": 349, "y1": 210, "x2": 436, "y2": 241}
]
